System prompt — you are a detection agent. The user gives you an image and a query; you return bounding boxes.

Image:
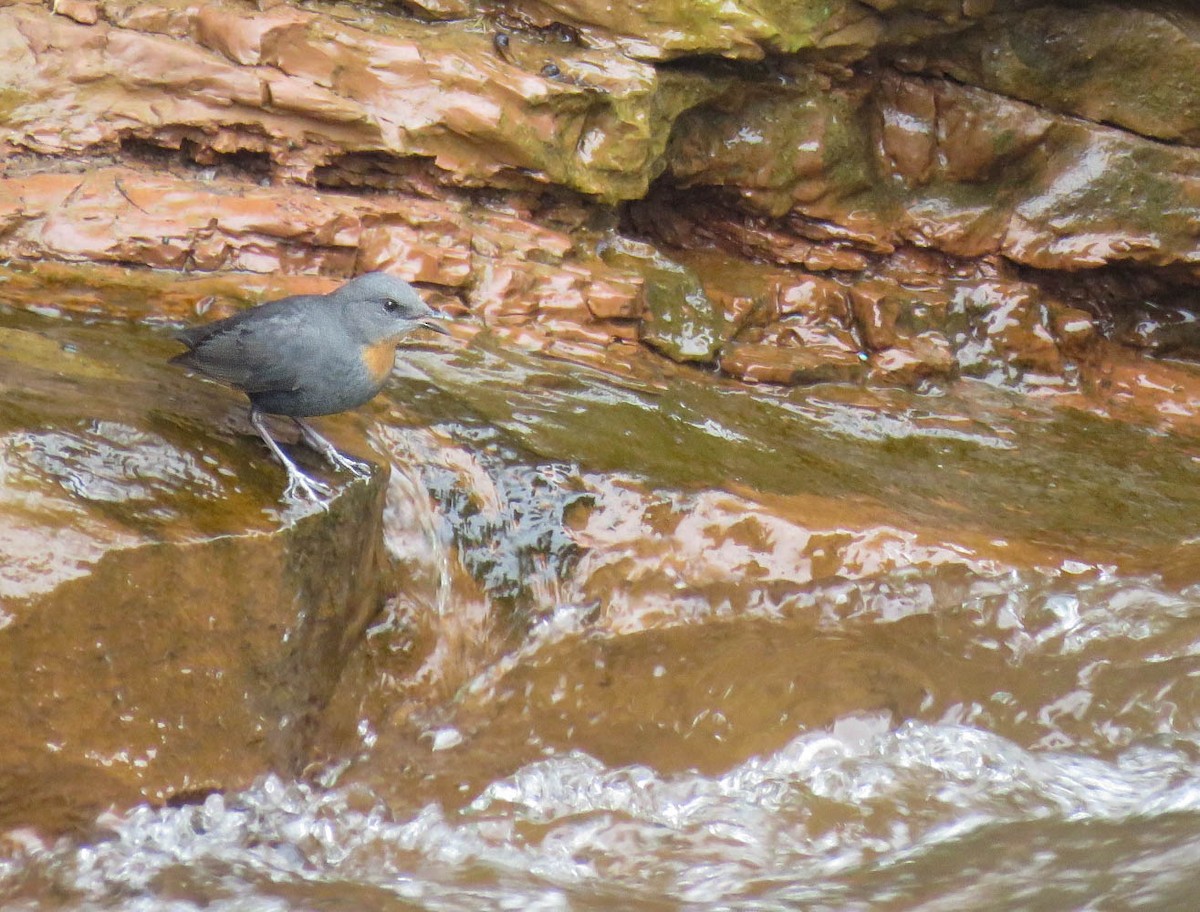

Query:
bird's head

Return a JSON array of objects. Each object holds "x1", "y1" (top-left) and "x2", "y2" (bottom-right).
[{"x1": 333, "y1": 272, "x2": 449, "y2": 345}]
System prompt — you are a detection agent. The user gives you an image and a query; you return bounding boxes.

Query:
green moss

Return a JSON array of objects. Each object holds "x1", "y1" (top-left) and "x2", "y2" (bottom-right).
[
  {"x1": 559, "y1": 69, "x2": 724, "y2": 202},
  {"x1": 820, "y1": 93, "x2": 880, "y2": 201},
  {"x1": 600, "y1": 241, "x2": 725, "y2": 363},
  {"x1": 993, "y1": 128, "x2": 1018, "y2": 156},
  {"x1": 0, "y1": 328, "x2": 122, "y2": 381},
  {"x1": 390, "y1": 334, "x2": 1200, "y2": 556},
  {"x1": 0, "y1": 87, "x2": 29, "y2": 124},
  {"x1": 910, "y1": 5, "x2": 1200, "y2": 145}
]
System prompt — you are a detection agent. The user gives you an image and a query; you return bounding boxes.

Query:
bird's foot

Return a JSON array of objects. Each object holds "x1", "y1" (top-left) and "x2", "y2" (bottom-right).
[
  {"x1": 251, "y1": 408, "x2": 336, "y2": 504},
  {"x1": 282, "y1": 466, "x2": 334, "y2": 503},
  {"x1": 325, "y1": 448, "x2": 374, "y2": 479},
  {"x1": 293, "y1": 418, "x2": 375, "y2": 479}
]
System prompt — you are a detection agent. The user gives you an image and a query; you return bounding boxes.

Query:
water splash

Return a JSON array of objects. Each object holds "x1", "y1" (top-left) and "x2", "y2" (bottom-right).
[{"x1": 8, "y1": 715, "x2": 1200, "y2": 911}]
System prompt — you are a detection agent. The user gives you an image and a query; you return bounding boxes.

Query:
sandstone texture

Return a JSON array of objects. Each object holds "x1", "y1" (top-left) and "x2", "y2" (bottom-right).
[
  {"x1": 0, "y1": 0, "x2": 1194, "y2": 389},
  {"x1": 0, "y1": 0, "x2": 716, "y2": 199},
  {"x1": 1, "y1": 0, "x2": 1199, "y2": 831},
  {"x1": 0, "y1": 303, "x2": 388, "y2": 828}
]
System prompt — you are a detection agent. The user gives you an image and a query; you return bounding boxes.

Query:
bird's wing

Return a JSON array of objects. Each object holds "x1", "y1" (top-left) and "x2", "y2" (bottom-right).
[{"x1": 171, "y1": 297, "x2": 323, "y2": 394}]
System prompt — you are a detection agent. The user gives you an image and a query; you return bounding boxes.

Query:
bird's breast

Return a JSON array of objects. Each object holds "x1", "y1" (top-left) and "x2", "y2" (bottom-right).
[{"x1": 360, "y1": 338, "x2": 400, "y2": 387}]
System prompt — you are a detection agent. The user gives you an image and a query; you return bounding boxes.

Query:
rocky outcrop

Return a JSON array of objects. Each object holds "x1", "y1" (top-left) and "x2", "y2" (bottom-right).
[
  {"x1": 666, "y1": 69, "x2": 1200, "y2": 273},
  {"x1": 1, "y1": 0, "x2": 1199, "y2": 835},
  {"x1": 897, "y1": 4, "x2": 1200, "y2": 146},
  {"x1": 2, "y1": 0, "x2": 1195, "y2": 277},
  {"x1": 419, "y1": 0, "x2": 1011, "y2": 61},
  {"x1": 328, "y1": 423, "x2": 1200, "y2": 808},
  {"x1": 0, "y1": 308, "x2": 388, "y2": 829},
  {"x1": 0, "y1": 0, "x2": 1195, "y2": 404},
  {"x1": 0, "y1": 0, "x2": 716, "y2": 200}
]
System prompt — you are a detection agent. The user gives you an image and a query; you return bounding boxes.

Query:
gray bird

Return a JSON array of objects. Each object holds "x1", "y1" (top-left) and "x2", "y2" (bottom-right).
[{"x1": 172, "y1": 272, "x2": 449, "y2": 501}]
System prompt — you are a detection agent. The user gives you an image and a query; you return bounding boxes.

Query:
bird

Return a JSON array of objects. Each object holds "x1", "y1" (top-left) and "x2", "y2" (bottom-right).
[{"x1": 171, "y1": 272, "x2": 449, "y2": 502}]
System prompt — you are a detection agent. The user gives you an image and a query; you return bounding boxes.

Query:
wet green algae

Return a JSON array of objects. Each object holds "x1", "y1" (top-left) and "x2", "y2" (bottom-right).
[
  {"x1": 599, "y1": 238, "x2": 725, "y2": 362},
  {"x1": 7, "y1": 263, "x2": 1200, "y2": 568},
  {"x1": 5, "y1": 261, "x2": 1200, "y2": 832},
  {"x1": 473, "y1": 0, "x2": 981, "y2": 61},
  {"x1": 900, "y1": 4, "x2": 1200, "y2": 146},
  {"x1": 388, "y1": 332, "x2": 1200, "y2": 562}
]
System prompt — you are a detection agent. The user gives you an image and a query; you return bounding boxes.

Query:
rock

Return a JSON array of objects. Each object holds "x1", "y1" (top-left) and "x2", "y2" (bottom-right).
[
  {"x1": 630, "y1": 193, "x2": 876, "y2": 271},
  {"x1": 666, "y1": 70, "x2": 1200, "y2": 274},
  {"x1": 849, "y1": 283, "x2": 901, "y2": 351},
  {"x1": 0, "y1": 163, "x2": 1106, "y2": 395},
  {"x1": 583, "y1": 0, "x2": 881, "y2": 60},
  {"x1": 402, "y1": 0, "x2": 474, "y2": 17},
  {"x1": 1049, "y1": 304, "x2": 1098, "y2": 358},
  {"x1": 5, "y1": 0, "x2": 1200, "y2": 862},
  {"x1": 600, "y1": 239, "x2": 725, "y2": 364},
  {"x1": 898, "y1": 4, "x2": 1200, "y2": 146},
  {"x1": 0, "y1": 0, "x2": 1196, "y2": 399},
  {"x1": 454, "y1": 617, "x2": 934, "y2": 775},
  {"x1": 952, "y1": 280, "x2": 1065, "y2": 380},
  {"x1": 184, "y1": 336, "x2": 1200, "y2": 811},
  {"x1": 0, "y1": 167, "x2": 474, "y2": 283},
  {"x1": 0, "y1": 0, "x2": 722, "y2": 201},
  {"x1": 51, "y1": 0, "x2": 98, "y2": 26},
  {"x1": 583, "y1": 273, "x2": 643, "y2": 321},
  {"x1": 720, "y1": 340, "x2": 865, "y2": 385},
  {"x1": 498, "y1": 0, "x2": 1004, "y2": 62},
  {"x1": 778, "y1": 275, "x2": 851, "y2": 320},
  {"x1": 868, "y1": 331, "x2": 957, "y2": 386},
  {"x1": 0, "y1": 304, "x2": 387, "y2": 831},
  {"x1": 671, "y1": 251, "x2": 787, "y2": 333}
]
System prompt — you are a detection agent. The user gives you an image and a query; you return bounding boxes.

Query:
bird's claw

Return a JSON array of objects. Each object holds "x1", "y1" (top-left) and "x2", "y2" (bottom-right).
[
  {"x1": 326, "y1": 449, "x2": 374, "y2": 479},
  {"x1": 282, "y1": 467, "x2": 333, "y2": 503},
  {"x1": 292, "y1": 418, "x2": 375, "y2": 480}
]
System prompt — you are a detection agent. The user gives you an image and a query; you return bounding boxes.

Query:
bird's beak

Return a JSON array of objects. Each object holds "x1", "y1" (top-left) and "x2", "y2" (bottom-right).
[{"x1": 420, "y1": 318, "x2": 451, "y2": 335}]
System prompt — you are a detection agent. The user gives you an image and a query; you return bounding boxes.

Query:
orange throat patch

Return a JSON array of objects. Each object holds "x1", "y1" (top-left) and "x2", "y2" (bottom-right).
[{"x1": 361, "y1": 338, "x2": 400, "y2": 385}]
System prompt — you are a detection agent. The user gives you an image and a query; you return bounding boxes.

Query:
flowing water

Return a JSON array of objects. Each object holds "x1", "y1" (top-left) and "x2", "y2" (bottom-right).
[{"x1": 3, "y1": 301, "x2": 1200, "y2": 909}]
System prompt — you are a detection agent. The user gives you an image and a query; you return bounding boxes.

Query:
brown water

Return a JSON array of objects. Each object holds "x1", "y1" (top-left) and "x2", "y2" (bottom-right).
[{"x1": 4, "y1": 305, "x2": 1200, "y2": 910}]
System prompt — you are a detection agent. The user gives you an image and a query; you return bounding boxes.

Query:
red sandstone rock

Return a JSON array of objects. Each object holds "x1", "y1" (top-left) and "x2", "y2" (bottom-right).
[
  {"x1": 869, "y1": 332, "x2": 957, "y2": 386},
  {"x1": 849, "y1": 284, "x2": 901, "y2": 352},
  {"x1": 667, "y1": 71, "x2": 1200, "y2": 275},
  {"x1": 51, "y1": 0, "x2": 98, "y2": 25},
  {"x1": 0, "y1": 0, "x2": 717, "y2": 200},
  {"x1": 720, "y1": 341, "x2": 864, "y2": 385}
]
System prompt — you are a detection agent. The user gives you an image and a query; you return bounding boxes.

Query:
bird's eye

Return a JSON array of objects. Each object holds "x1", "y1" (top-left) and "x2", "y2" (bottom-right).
[{"x1": 384, "y1": 298, "x2": 399, "y2": 313}]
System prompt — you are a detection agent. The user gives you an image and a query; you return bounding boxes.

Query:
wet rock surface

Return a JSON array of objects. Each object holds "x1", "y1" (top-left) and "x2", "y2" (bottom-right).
[
  {"x1": 2, "y1": 0, "x2": 1200, "y2": 907},
  {"x1": 1, "y1": 0, "x2": 1196, "y2": 281},
  {"x1": 0, "y1": 0, "x2": 716, "y2": 200},
  {"x1": 0, "y1": 0, "x2": 1195, "y2": 410},
  {"x1": 0, "y1": 303, "x2": 389, "y2": 829},
  {"x1": 897, "y1": 3, "x2": 1200, "y2": 146},
  {"x1": 5, "y1": 267, "x2": 1200, "y2": 905},
  {"x1": 665, "y1": 69, "x2": 1200, "y2": 273},
  {"x1": 259, "y1": 347, "x2": 1200, "y2": 910}
]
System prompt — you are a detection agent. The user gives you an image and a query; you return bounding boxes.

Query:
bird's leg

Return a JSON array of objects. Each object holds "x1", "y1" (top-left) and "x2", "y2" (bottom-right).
[
  {"x1": 249, "y1": 408, "x2": 332, "y2": 502},
  {"x1": 291, "y1": 417, "x2": 373, "y2": 479}
]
